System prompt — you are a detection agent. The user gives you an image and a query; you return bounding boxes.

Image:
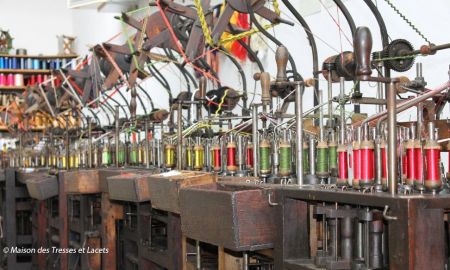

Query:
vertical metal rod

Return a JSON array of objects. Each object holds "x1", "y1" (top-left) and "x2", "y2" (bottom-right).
[
  {"x1": 339, "y1": 78, "x2": 346, "y2": 144},
  {"x1": 19, "y1": 132, "x2": 23, "y2": 167},
  {"x1": 88, "y1": 118, "x2": 92, "y2": 168},
  {"x1": 319, "y1": 90, "x2": 325, "y2": 141},
  {"x1": 243, "y1": 252, "x2": 249, "y2": 270},
  {"x1": 196, "y1": 240, "x2": 201, "y2": 270},
  {"x1": 296, "y1": 83, "x2": 304, "y2": 185},
  {"x1": 327, "y1": 75, "x2": 333, "y2": 129},
  {"x1": 237, "y1": 135, "x2": 244, "y2": 172},
  {"x1": 376, "y1": 64, "x2": 384, "y2": 113},
  {"x1": 252, "y1": 105, "x2": 259, "y2": 177},
  {"x1": 309, "y1": 136, "x2": 316, "y2": 176},
  {"x1": 65, "y1": 116, "x2": 70, "y2": 170},
  {"x1": 115, "y1": 106, "x2": 120, "y2": 168},
  {"x1": 160, "y1": 122, "x2": 164, "y2": 169},
  {"x1": 177, "y1": 103, "x2": 183, "y2": 170},
  {"x1": 145, "y1": 120, "x2": 150, "y2": 169},
  {"x1": 387, "y1": 82, "x2": 398, "y2": 195}
]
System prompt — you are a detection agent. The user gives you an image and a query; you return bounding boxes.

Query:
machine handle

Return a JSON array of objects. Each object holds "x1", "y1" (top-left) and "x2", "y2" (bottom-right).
[
  {"x1": 354, "y1": 26, "x2": 373, "y2": 77},
  {"x1": 275, "y1": 46, "x2": 289, "y2": 82}
]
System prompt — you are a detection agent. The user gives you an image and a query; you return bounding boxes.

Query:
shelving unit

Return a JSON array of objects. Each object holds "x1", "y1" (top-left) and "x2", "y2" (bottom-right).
[
  {"x1": 0, "y1": 54, "x2": 78, "y2": 59},
  {"x1": 0, "y1": 69, "x2": 52, "y2": 75}
]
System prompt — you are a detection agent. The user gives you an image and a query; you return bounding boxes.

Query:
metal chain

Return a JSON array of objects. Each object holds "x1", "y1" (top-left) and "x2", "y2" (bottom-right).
[{"x1": 383, "y1": 0, "x2": 432, "y2": 44}]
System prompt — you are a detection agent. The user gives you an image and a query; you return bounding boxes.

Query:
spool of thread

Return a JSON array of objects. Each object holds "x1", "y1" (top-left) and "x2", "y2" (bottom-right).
[
  {"x1": 316, "y1": 141, "x2": 329, "y2": 178},
  {"x1": 8, "y1": 58, "x2": 13, "y2": 69},
  {"x1": 0, "y1": 57, "x2": 4, "y2": 69},
  {"x1": 211, "y1": 144, "x2": 221, "y2": 171},
  {"x1": 186, "y1": 145, "x2": 193, "y2": 168},
  {"x1": 0, "y1": 74, "x2": 5, "y2": 86},
  {"x1": 246, "y1": 143, "x2": 254, "y2": 169},
  {"x1": 413, "y1": 140, "x2": 423, "y2": 187},
  {"x1": 16, "y1": 48, "x2": 27, "y2": 55},
  {"x1": 226, "y1": 141, "x2": 237, "y2": 172},
  {"x1": 42, "y1": 60, "x2": 48, "y2": 70},
  {"x1": 359, "y1": 140, "x2": 375, "y2": 187},
  {"x1": 33, "y1": 59, "x2": 40, "y2": 70},
  {"x1": 329, "y1": 141, "x2": 338, "y2": 170},
  {"x1": 6, "y1": 74, "x2": 14, "y2": 86},
  {"x1": 37, "y1": 74, "x2": 43, "y2": 84},
  {"x1": 27, "y1": 58, "x2": 32, "y2": 69},
  {"x1": 303, "y1": 141, "x2": 309, "y2": 174},
  {"x1": 337, "y1": 145, "x2": 349, "y2": 186},
  {"x1": 30, "y1": 75, "x2": 36, "y2": 85},
  {"x1": 381, "y1": 140, "x2": 387, "y2": 189},
  {"x1": 259, "y1": 139, "x2": 271, "y2": 176},
  {"x1": 14, "y1": 74, "x2": 24, "y2": 86},
  {"x1": 279, "y1": 141, "x2": 291, "y2": 177},
  {"x1": 11, "y1": 58, "x2": 17, "y2": 69},
  {"x1": 19, "y1": 58, "x2": 25, "y2": 69},
  {"x1": 352, "y1": 141, "x2": 361, "y2": 189},
  {"x1": 193, "y1": 144, "x2": 204, "y2": 170},
  {"x1": 4, "y1": 57, "x2": 9, "y2": 69},
  {"x1": 55, "y1": 59, "x2": 61, "y2": 69}
]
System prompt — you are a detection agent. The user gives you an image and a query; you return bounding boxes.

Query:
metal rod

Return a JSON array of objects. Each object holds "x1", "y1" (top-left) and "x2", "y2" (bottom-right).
[
  {"x1": 339, "y1": 78, "x2": 346, "y2": 145},
  {"x1": 319, "y1": 90, "x2": 325, "y2": 141},
  {"x1": 196, "y1": 240, "x2": 201, "y2": 270},
  {"x1": 363, "y1": 82, "x2": 450, "y2": 126},
  {"x1": 87, "y1": 117, "x2": 92, "y2": 168},
  {"x1": 376, "y1": 64, "x2": 384, "y2": 113},
  {"x1": 243, "y1": 252, "x2": 249, "y2": 270},
  {"x1": 115, "y1": 106, "x2": 120, "y2": 168},
  {"x1": 252, "y1": 105, "x2": 259, "y2": 177},
  {"x1": 387, "y1": 82, "x2": 398, "y2": 195},
  {"x1": 328, "y1": 75, "x2": 333, "y2": 129},
  {"x1": 296, "y1": 83, "x2": 304, "y2": 185},
  {"x1": 65, "y1": 115, "x2": 70, "y2": 170},
  {"x1": 309, "y1": 136, "x2": 316, "y2": 176},
  {"x1": 177, "y1": 102, "x2": 183, "y2": 170},
  {"x1": 145, "y1": 120, "x2": 150, "y2": 169}
]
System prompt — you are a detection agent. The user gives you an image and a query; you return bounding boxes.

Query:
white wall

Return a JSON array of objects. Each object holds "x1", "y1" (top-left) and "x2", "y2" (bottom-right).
[{"x1": 0, "y1": 0, "x2": 74, "y2": 55}]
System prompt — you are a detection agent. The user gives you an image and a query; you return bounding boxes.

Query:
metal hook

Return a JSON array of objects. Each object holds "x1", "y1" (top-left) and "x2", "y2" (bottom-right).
[
  {"x1": 268, "y1": 191, "x2": 279, "y2": 206},
  {"x1": 383, "y1": 205, "x2": 398, "y2": 220}
]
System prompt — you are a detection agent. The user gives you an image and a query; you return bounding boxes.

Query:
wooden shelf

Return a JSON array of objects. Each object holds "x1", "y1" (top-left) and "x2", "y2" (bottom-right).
[
  {"x1": 0, "y1": 126, "x2": 45, "y2": 132},
  {"x1": 0, "y1": 69, "x2": 51, "y2": 74},
  {"x1": 0, "y1": 86, "x2": 26, "y2": 92},
  {"x1": 0, "y1": 54, "x2": 78, "y2": 59}
]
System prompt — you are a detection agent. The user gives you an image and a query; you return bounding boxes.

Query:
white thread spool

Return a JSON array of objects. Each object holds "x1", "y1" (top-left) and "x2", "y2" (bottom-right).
[{"x1": 14, "y1": 74, "x2": 24, "y2": 87}]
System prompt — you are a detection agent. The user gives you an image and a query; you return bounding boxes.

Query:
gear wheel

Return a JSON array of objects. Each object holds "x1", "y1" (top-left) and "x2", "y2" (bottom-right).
[{"x1": 383, "y1": 39, "x2": 415, "y2": 72}]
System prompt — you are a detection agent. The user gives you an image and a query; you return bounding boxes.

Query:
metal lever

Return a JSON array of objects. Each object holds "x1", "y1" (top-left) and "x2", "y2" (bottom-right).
[
  {"x1": 354, "y1": 26, "x2": 373, "y2": 77},
  {"x1": 275, "y1": 46, "x2": 289, "y2": 82}
]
